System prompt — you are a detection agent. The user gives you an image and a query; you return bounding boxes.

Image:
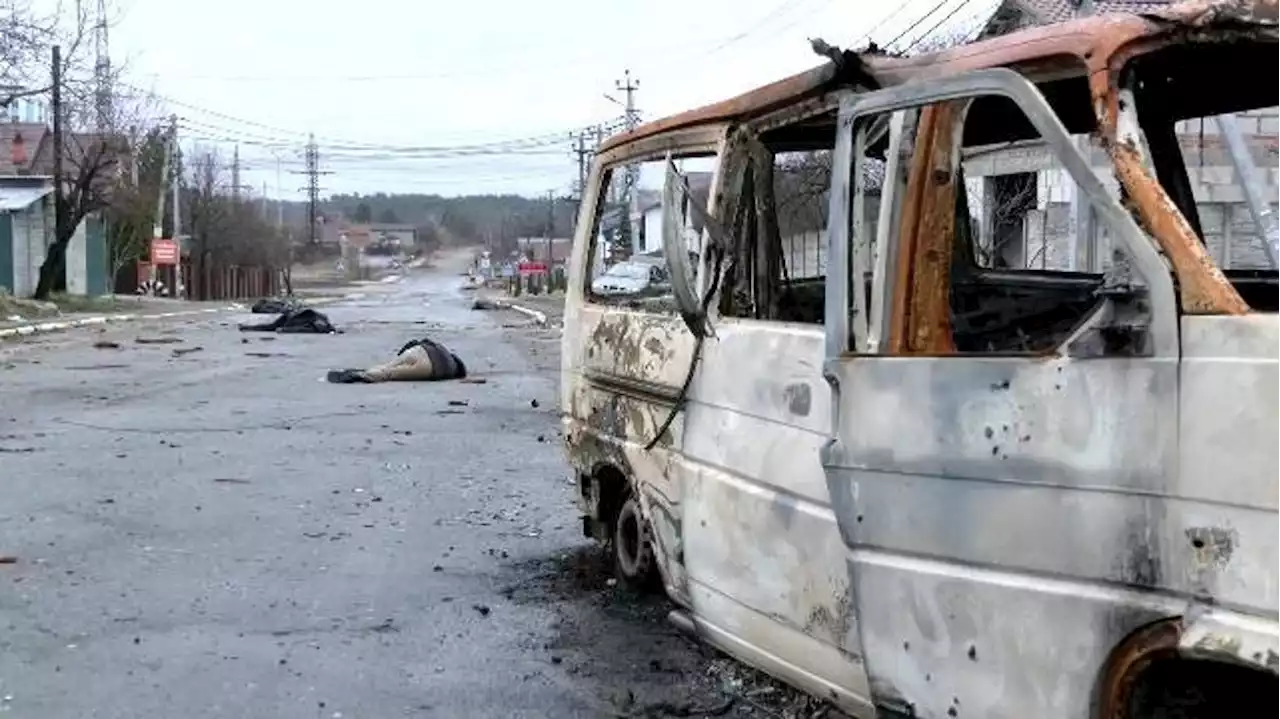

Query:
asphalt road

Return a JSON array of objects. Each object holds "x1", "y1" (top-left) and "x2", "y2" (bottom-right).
[{"x1": 0, "y1": 263, "x2": 839, "y2": 719}]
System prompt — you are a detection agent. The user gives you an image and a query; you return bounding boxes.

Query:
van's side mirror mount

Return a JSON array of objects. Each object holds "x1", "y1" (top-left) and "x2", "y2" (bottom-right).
[{"x1": 662, "y1": 156, "x2": 715, "y2": 338}]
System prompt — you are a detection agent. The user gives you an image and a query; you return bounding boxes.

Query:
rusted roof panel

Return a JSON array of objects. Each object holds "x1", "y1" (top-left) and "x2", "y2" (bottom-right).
[{"x1": 599, "y1": 0, "x2": 1276, "y2": 154}]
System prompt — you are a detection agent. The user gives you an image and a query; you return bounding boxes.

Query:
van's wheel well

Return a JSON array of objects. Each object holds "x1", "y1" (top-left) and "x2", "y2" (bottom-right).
[
  {"x1": 594, "y1": 464, "x2": 628, "y2": 533},
  {"x1": 1123, "y1": 657, "x2": 1276, "y2": 718},
  {"x1": 593, "y1": 465, "x2": 659, "y2": 592},
  {"x1": 1096, "y1": 619, "x2": 1278, "y2": 719}
]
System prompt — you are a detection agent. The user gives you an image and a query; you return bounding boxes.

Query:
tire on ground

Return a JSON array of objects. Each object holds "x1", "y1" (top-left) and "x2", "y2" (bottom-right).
[{"x1": 610, "y1": 492, "x2": 660, "y2": 592}]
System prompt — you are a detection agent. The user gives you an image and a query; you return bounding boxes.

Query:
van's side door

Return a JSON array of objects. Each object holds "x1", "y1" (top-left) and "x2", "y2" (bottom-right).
[{"x1": 820, "y1": 69, "x2": 1183, "y2": 718}]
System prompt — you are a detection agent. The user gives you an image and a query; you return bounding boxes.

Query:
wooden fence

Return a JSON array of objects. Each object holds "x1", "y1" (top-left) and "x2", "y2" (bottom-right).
[{"x1": 127, "y1": 260, "x2": 281, "y2": 301}]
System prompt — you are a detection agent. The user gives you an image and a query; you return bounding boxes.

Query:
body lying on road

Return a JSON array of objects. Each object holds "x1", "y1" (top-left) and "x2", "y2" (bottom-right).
[
  {"x1": 327, "y1": 337, "x2": 467, "y2": 383},
  {"x1": 239, "y1": 308, "x2": 338, "y2": 334}
]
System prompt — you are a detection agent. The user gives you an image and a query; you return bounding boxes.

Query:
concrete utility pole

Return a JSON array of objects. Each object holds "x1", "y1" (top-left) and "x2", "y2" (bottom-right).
[
  {"x1": 613, "y1": 71, "x2": 641, "y2": 255},
  {"x1": 51, "y1": 45, "x2": 64, "y2": 248},
  {"x1": 570, "y1": 131, "x2": 594, "y2": 230},
  {"x1": 169, "y1": 115, "x2": 180, "y2": 240}
]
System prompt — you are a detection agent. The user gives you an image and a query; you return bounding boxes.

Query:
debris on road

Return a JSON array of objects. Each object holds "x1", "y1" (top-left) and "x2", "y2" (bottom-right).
[
  {"x1": 93, "y1": 340, "x2": 121, "y2": 350},
  {"x1": 460, "y1": 377, "x2": 488, "y2": 385},
  {"x1": 447, "y1": 400, "x2": 468, "y2": 406},
  {"x1": 135, "y1": 336, "x2": 183, "y2": 345},
  {"x1": 171, "y1": 346, "x2": 204, "y2": 357},
  {"x1": 240, "y1": 308, "x2": 339, "y2": 334},
  {"x1": 0, "y1": 555, "x2": 18, "y2": 564},
  {"x1": 213, "y1": 478, "x2": 251, "y2": 484},
  {"x1": 472, "y1": 603, "x2": 491, "y2": 617},
  {"x1": 327, "y1": 337, "x2": 467, "y2": 384},
  {"x1": 471, "y1": 298, "x2": 500, "y2": 311}
]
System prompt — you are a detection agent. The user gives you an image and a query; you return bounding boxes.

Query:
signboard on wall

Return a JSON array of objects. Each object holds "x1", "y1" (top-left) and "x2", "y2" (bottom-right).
[{"x1": 150, "y1": 238, "x2": 179, "y2": 265}]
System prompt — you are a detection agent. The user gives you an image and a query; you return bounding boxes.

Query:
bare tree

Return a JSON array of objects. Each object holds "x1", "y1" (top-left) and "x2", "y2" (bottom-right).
[
  {"x1": 185, "y1": 148, "x2": 289, "y2": 298},
  {"x1": 22, "y1": 0, "x2": 137, "y2": 298},
  {"x1": 103, "y1": 121, "x2": 173, "y2": 287},
  {"x1": 32, "y1": 89, "x2": 159, "y2": 298}
]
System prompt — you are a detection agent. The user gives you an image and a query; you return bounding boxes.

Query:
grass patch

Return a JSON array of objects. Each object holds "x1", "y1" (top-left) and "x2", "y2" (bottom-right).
[
  {"x1": 47, "y1": 293, "x2": 124, "y2": 314},
  {"x1": 0, "y1": 293, "x2": 60, "y2": 319}
]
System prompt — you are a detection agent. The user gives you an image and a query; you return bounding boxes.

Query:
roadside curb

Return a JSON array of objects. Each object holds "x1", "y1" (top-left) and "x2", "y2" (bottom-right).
[
  {"x1": 487, "y1": 299, "x2": 548, "y2": 326},
  {"x1": 0, "y1": 294, "x2": 349, "y2": 341}
]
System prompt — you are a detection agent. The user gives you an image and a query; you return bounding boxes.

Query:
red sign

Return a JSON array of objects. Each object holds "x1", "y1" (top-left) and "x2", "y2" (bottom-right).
[
  {"x1": 150, "y1": 239, "x2": 179, "y2": 265},
  {"x1": 518, "y1": 261, "x2": 548, "y2": 275}
]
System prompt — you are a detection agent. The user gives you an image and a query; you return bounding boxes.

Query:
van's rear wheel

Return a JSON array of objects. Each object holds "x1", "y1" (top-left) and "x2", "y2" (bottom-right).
[{"x1": 612, "y1": 495, "x2": 658, "y2": 592}]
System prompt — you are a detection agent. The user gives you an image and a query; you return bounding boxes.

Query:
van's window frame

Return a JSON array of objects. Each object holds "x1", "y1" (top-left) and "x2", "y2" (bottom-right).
[
  {"x1": 826, "y1": 67, "x2": 1180, "y2": 361},
  {"x1": 580, "y1": 128, "x2": 726, "y2": 311}
]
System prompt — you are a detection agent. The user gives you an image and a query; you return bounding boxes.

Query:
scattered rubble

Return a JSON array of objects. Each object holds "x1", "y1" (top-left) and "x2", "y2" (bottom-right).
[{"x1": 135, "y1": 336, "x2": 183, "y2": 345}]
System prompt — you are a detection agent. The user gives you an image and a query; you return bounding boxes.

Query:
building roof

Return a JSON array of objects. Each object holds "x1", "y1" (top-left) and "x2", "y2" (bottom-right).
[
  {"x1": 598, "y1": 0, "x2": 1276, "y2": 154},
  {"x1": 0, "y1": 177, "x2": 52, "y2": 211},
  {"x1": 0, "y1": 122, "x2": 48, "y2": 175},
  {"x1": 987, "y1": 0, "x2": 1172, "y2": 31}
]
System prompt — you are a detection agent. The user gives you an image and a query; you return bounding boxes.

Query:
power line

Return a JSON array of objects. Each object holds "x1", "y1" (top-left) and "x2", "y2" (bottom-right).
[
  {"x1": 903, "y1": 0, "x2": 982, "y2": 52},
  {"x1": 128, "y1": 81, "x2": 627, "y2": 153},
  {"x1": 851, "y1": 0, "x2": 921, "y2": 47},
  {"x1": 133, "y1": 3, "x2": 827, "y2": 87},
  {"x1": 883, "y1": 0, "x2": 958, "y2": 50}
]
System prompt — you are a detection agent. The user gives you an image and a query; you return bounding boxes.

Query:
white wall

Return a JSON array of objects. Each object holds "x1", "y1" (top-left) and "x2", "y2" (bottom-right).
[
  {"x1": 65, "y1": 217, "x2": 87, "y2": 295},
  {"x1": 10, "y1": 204, "x2": 47, "y2": 297}
]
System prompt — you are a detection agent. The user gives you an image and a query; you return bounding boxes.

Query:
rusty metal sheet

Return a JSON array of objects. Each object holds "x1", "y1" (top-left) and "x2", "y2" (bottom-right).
[
  {"x1": 1084, "y1": 57, "x2": 1254, "y2": 315},
  {"x1": 885, "y1": 101, "x2": 963, "y2": 355}
]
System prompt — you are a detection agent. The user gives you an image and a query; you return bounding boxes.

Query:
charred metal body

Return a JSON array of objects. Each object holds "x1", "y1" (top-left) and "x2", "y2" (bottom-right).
[{"x1": 562, "y1": 2, "x2": 1278, "y2": 716}]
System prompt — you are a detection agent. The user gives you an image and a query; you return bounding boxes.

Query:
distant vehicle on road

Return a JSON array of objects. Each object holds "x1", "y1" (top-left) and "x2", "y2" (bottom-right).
[{"x1": 589, "y1": 261, "x2": 669, "y2": 298}]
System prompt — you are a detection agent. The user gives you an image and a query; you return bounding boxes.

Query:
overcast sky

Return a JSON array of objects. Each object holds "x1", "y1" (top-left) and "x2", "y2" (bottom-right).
[{"x1": 94, "y1": 0, "x2": 996, "y2": 199}]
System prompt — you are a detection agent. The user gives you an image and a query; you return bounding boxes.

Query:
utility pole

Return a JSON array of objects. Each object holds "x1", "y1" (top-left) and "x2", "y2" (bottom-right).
[
  {"x1": 169, "y1": 115, "x2": 180, "y2": 240},
  {"x1": 92, "y1": 0, "x2": 111, "y2": 131},
  {"x1": 297, "y1": 134, "x2": 330, "y2": 246},
  {"x1": 306, "y1": 136, "x2": 317, "y2": 244},
  {"x1": 615, "y1": 71, "x2": 640, "y2": 255},
  {"x1": 274, "y1": 153, "x2": 284, "y2": 229},
  {"x1": 51, "y1": 45, "x2": 64, "y2": 250},
  {"x1": 570, "y1": 131, "x2": 593, "y2": 230},
  {"x1": 572, "y1": 132, "x2": 590, "y2": 197},
  {"x1": 545, "y1": 189, "x2": 556, "y2": 264},
  {"x1": 617, "y1": 69, "x2": 640, "y2": 131},
  {"x1": 231, "y1": 144, "x2": 241, "y2": 203}
]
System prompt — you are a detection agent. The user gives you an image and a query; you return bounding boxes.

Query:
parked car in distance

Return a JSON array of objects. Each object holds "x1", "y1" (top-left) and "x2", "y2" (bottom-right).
[{"x1": 590, "y1": 260, "x2": 670, "y2": 298}]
